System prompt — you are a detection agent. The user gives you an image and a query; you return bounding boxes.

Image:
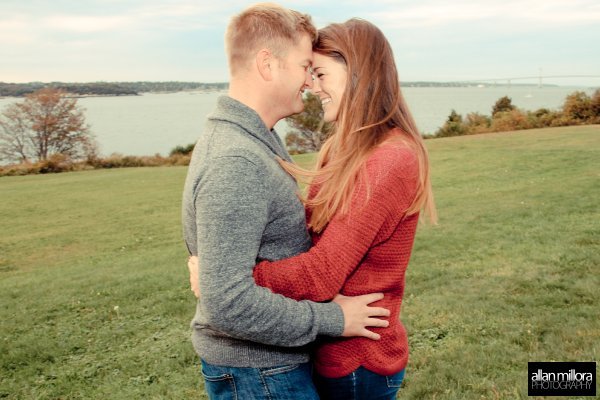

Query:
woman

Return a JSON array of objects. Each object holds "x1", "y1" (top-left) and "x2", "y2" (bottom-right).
[{"x1": 191, "y1": 18, "x2": 436, "y2": 399}]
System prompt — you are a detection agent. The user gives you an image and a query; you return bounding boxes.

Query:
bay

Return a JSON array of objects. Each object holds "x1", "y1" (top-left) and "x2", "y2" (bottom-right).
[{"x1": 0, "y1": 86, "x2": 595, "y2": 157}]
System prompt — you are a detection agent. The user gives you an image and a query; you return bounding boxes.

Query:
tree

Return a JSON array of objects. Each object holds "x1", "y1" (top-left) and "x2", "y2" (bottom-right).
[
  {"x1": 562, "y1": 91, "x2": 596, "y2": 124},
  {"x1": 0, "y1": 88, "x2": 95, "y2": 163},
  {"x1": 591, "y1": 89, "x2": 600, "y2": 124},
  {"x1": 492, "y1": 96, "x2": 515, "y2": 117},
  {"x1": 285, "y1": 92, "x2": 333, "y2": 154},
  {"x1": 170, "y1": 143, "x2": 195, "y2": 156},
  {"x1": 435, "y1": 109, "x2": 467, "y2": 137}
]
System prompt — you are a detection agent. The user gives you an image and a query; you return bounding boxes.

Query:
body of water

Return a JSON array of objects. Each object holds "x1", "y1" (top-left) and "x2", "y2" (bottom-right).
[{"x1": 0, "y1": 86, "x2": 596, "y2": 157}]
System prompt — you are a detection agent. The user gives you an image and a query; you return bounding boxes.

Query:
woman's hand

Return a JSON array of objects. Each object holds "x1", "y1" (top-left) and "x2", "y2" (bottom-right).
[{"x1": 188, "y1": 255, "x2": 200, "y2": 298}]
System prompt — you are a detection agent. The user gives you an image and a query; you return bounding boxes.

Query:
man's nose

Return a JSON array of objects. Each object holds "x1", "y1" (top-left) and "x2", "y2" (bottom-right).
[{"x1": 304, "y1": 70, "x2": 314, "y2": 89}]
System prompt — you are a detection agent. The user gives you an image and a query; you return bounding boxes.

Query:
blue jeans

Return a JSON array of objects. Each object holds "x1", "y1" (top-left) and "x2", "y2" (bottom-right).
[
  {"x1": 200, "y1": 360, "x2": 319, "y2": 400},
  {"x1": 313, "y1": 367, "x2": 406, "y2": 400}
]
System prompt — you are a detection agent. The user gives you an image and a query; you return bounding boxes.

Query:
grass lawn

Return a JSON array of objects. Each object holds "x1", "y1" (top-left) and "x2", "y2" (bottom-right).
[{"x1": 0, "y1": 125, "x2": 598, "y2": 399}]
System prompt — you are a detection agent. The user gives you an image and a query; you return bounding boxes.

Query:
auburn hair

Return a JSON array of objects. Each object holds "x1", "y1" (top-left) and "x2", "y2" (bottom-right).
[
  {"x1": 283, "y1": 18, "x2": 437, "y2": 232},
  {"x1": 225, "y1": 3, "x2": 317, "y2": 76}
]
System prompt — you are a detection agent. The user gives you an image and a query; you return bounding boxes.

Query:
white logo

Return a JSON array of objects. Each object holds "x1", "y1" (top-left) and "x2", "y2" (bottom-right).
[{"x1": 531, "y1": 369, "x2": 593, "y2": 391}]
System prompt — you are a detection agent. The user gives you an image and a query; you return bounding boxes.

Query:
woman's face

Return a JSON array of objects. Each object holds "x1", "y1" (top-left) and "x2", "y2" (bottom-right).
[{"x1": 312, "y1": 53, "x2": 347, "y2": 123}]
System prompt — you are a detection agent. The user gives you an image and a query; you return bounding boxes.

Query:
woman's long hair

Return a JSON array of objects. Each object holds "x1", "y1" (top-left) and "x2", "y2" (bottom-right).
[{"x1": 284, "y1": 19, "x2": 436, "y2": 232}]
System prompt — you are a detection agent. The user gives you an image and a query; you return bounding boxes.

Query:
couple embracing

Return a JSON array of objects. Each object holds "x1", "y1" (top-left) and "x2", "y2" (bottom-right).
[{"x1": 182, "y1": 3, "x2": 436, "y2": 399}]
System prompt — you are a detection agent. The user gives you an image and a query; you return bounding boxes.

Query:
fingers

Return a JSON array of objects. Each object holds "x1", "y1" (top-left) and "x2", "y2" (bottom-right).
[
  {"x1": 361, "y1": 329, "x2": 381, "y2": 341},
  {"x1": 338, "y1": 292, "x2": 392, "y2": 339},
  {"x1": 360, "y1": 319, "x2": 387, "y2": 340},
  {"x1": 187, "y1": 255, "x2": 200, "y2": 298},
  {"x1": 358, "y1": 292, "x2": 385, "y2": 304},
  {"x1": 367, "y1": 306, "x2": 390, "y2": 318},
  {"x1": 366, "y1": 317, "x2": 389, "y2": 328}
]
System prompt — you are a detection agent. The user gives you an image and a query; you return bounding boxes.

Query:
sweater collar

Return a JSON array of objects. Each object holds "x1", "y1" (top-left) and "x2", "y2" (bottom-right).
[{"x1": 209, "y1": 95, "x2": 290, "y2": 161}]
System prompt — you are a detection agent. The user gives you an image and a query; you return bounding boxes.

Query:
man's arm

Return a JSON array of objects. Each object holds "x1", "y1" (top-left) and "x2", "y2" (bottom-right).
[{"x1": 195, "y1": 155, "x2": 387, "y2": 346}]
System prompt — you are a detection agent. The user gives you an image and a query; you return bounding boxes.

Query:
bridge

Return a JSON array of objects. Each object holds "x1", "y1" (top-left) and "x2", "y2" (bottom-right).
[{"x1": 454, "y1": 74, "x2": 600, "y2": 88}]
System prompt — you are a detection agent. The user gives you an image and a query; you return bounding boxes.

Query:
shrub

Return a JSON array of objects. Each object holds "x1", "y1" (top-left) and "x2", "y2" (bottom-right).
[
  {"x1": 435, "y1": 110, "x2": 468, "y2": 137},
  {"x1": 491, "y1": 109, "x2": 532, "y2": 132},
  {"x1": 464, "y1": 112, "x2": 491, "y2": 134},
  {"x1": 528, "y1": 108, "x2": 564, "y2": 128},
  {"x1": 169, "y1": 143, "x2": 195, "y2": 156},
  {"x1": 38, "y1": 154, "x2": 75, "y2": 174},
  {"x1": 166, "y1": 153, "x2": 191, "y2": 166},
  {"x1": 0, "y1": 162, "x2": 41, "y2": 176},
  {"x1": 591, "y1": 89, "x2": 600, "y2": 123}
]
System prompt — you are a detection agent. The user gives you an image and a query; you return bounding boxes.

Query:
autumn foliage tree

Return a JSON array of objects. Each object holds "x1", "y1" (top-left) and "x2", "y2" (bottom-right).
[
  {"x1": 491, "y1": 96, "x2": 516, "y2": 117},
  {"x1": 435, "y1": 109, "x2": 468, "y2": 137},
  {"x1": 285, "y1": 92, "x2": 333, "y2": 154},
  {"x1": 562, "y1": 90, "x2": 600, "y2": 124},
  {"x1": 0, "y1": 88, "x2": 96, "y2": 164}
]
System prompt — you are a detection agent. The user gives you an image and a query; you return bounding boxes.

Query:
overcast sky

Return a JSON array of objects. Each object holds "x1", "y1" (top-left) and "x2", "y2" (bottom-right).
[{"x1": 1, "y1": 0, "x2": 599, "y2": 86}]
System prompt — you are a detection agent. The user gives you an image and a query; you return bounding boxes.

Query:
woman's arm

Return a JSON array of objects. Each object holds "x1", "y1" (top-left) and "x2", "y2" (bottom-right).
[{"x1": 253, "y1": 149, "x2": 419, "y2": 302}]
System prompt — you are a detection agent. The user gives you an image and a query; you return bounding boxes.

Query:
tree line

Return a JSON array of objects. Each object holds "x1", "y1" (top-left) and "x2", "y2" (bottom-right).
[
  {"x1": 0, "y1": 82, "x2": 229, "y2": 97},
  {"x1": 432, "y1": 90, "x2": 600, "y2": 138}
]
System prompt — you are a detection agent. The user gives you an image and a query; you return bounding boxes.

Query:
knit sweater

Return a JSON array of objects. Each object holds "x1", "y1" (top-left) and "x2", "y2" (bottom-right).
[
  {"x1": 253, "y1": 132, "x2": 420, "y2": 378},
  {"x1": 182, "y1": 96, "x2": 344, "y2": 368}
]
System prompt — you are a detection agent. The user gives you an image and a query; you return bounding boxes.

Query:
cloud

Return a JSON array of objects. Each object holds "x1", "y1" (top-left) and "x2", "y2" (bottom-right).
[
  {"x1": 0, "y1": 15, "x2": 35, "y2": 45},
  {"x1": 0, "y1": 0, "x2": 597, "y2": 83},
  {"x1": 367, "y1": 0, "x2": 600, "y2": 28},
  {"x1": 135, "y1": 2, "x2": 229, "y2": 30},
  {"x1": 42, "y1": 15, "x2": 132, "y2": 33}
]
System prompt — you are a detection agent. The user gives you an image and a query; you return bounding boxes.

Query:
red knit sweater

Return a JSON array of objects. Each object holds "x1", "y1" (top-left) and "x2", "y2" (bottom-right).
[{"x1": 253, "y1": 134, "x2": 420, "y2": 378}]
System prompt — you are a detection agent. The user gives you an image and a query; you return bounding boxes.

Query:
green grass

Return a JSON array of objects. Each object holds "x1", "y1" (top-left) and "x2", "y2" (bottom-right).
[{"x1": 1, "y1": 125, "x2": 598, "y2": 399}]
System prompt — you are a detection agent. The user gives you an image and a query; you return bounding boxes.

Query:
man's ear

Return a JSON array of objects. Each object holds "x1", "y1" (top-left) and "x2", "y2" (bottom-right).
[{"x1": 256, "y1": 48, "x2": 274, "y2": 81}]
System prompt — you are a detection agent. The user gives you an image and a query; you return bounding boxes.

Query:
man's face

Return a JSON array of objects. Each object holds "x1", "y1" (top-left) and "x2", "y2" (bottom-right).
[{"x1": 272, "y1": 34, "x2": 314, "y2": 118}]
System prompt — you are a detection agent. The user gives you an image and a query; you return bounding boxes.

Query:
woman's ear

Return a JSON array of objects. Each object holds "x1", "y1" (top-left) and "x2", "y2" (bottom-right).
[{"x1": 256, "y1": 48, "x2": 274, "y2": 81}]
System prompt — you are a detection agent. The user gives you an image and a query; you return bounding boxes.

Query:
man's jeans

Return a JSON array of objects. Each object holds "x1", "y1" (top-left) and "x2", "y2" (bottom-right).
[
  {"x1": 201, "y1": 360, "x2": 319, "y2": 400},
  {"x1": 313, "y1": 366, "x2": 405, "y2": 400}
]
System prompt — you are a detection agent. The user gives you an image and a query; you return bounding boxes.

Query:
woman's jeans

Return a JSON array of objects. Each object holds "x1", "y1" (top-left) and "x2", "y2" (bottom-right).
[
  {"x1": 201, "y1": 360, "x2": 319, "y2": 400},
  {"x1": 314, "y1": 367, "x2": 406, "y2": 400}
]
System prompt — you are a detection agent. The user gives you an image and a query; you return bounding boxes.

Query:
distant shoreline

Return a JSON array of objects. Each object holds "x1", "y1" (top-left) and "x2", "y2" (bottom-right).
[
  {"x1": 8, "y1": 80, "x2": 600, "y2": 99},
  {"x1": 3, "y1": 80, "x2": 592, "y2": 98},
  {"x1": 0, "y1": 82, "x2": 229, "y2": 98}
]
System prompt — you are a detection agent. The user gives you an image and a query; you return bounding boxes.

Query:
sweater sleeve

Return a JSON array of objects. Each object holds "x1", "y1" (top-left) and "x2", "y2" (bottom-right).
[
  {"x1": 253, "y1": 148, "x2": 419, "y2": 301},
  {"x1": 196, "y1": 155, "x2": 344, "y2": 347}
]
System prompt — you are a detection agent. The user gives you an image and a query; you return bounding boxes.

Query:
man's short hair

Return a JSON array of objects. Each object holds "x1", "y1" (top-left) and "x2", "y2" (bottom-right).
[{"x1": 225, "y1": 3, "x2": 317, "y2": 75}]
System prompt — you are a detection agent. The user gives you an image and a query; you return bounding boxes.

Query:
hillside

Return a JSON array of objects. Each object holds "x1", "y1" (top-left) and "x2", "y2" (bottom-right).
[{"x1": 0, "y1": 125, "x2": 598, "y2": 399}]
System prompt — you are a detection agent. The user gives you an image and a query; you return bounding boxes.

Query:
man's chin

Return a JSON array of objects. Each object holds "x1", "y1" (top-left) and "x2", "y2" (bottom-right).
[{"x1": 292, "y1": 103, "x2": 305, "y2": 115}]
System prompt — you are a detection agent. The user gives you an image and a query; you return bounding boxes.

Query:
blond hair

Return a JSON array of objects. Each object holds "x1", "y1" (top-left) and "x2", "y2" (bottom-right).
[
  {"x1": 225, "y1": 3, "x2": 317, "y2": 76},
  {"x1": 283, "y1": 19, "x2": 437, "y2": 232}
]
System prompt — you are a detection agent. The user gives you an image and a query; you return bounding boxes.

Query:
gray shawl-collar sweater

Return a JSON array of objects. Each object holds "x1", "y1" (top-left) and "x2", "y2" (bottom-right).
[{"x1": 182, "y1": 96, "x2": 344, "y2": 367}]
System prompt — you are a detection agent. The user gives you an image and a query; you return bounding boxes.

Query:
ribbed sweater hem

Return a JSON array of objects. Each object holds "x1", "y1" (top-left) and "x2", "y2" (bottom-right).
[
  {"x1": 315, "y1": 355, "x2": 409, "y2": 379},
  {"x1": 192, "y1": 332, "x2": 310, "y2": 368}
]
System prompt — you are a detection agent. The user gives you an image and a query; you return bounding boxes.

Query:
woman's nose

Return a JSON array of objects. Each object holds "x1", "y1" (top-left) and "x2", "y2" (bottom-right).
[{"x1": 311, "y1": 76, "x2": 322, "y2": 93}]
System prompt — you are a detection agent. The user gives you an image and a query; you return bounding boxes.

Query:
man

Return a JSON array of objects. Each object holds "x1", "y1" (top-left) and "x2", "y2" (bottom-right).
[{"x1": 182, "y1": 4, "x2": 388, "y2": 399}]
